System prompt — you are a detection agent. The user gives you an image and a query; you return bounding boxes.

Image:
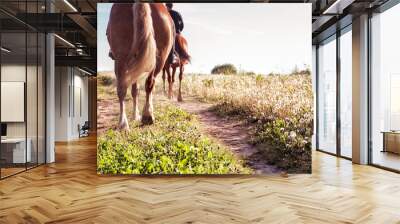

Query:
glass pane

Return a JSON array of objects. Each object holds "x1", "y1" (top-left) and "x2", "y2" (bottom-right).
[
  {"x1": 71, "y1": 68, "x2": 89, "y2": 139},
  {"x1": 340, "y1": 28, "x2": 352, "y2": 158},
  {"x1": 1, "y1": 31, "x2": 27, "y2": 177},
  {"x1": 318, "y1": 36, "x2": 337, "y2": 154},
  {"x1": 0, "y1": 1, "x2": 46, "y2": 178},
  {"x1": 38, "y1": 33, "x2": 45, "y2": 165},
  {"x1": 27, "y1": 31, "x2": 38, "y2": 169},
  {"x1": 371, "y1": 4, "x2": 400, "y2": 171}
]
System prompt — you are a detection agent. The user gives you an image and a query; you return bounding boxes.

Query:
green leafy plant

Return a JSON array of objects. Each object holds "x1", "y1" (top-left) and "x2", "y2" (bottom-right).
[
  {"x1": 202, "y1": 79, "x2": 214, "y2": 88},
  {"x1": 97, "y1": 105, "x2": 251, "y2": 174}
]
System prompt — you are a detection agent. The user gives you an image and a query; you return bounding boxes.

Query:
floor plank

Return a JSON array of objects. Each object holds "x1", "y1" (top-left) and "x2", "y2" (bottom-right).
[{"x1": 0, "y1": 135, "x2": 399, "y2": 223}]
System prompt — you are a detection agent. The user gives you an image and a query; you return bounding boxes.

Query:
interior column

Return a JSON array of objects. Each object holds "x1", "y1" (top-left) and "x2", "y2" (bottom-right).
[
  {"x1": 352, "y1": 14, "x2": 369, "y2": 164},
  {"x1": 46, "y1": 0, "x2": 55, "y2": 163}
]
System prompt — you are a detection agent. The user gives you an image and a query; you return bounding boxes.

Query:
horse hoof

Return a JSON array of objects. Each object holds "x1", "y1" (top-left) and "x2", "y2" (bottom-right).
[
  {"x1": 133, "y1": 114, "x2": 141, "y2": 121},
  {"x1": 141, "y1": 115, "x2": 154, "y2": 125},
  {"x1": 118, "y1": 122, "x2": 129, "y2": 131},
  {"x1": 177, "y1": 96, "x2": 183, "y2": 102}
]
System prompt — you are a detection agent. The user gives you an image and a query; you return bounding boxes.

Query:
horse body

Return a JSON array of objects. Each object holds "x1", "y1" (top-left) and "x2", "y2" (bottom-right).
[
  {"x1": 162, "y1": 34, "x2": 191, "y2": 102},
  {"x1": 107, "y1": 3, "x2": 174, "y2": 129}
]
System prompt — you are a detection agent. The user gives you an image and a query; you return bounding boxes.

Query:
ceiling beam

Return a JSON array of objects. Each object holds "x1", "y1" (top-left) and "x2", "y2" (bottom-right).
[
  {"x1": 67, "y1": 13, "x2": 97, "y2": 46},
  {"x1": 323, "y1": 0, "x2": 356, "y2": 14},
  {"x1": 312, "y1": 15, "x2": 335, "y2": 33},
  {"x1": 55, "y1": 55, "x2": 96, "y2": 71}
]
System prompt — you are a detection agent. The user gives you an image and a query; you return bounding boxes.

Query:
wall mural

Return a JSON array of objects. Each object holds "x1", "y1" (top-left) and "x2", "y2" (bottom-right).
[{"x1": 97, "y1": 3, "x2": 313, "y2": 175}]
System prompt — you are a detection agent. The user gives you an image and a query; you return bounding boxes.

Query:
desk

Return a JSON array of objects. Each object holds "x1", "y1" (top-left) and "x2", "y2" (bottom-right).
[
  {"x1": 382, "y1": 131, "x2": 400, "y2": 154},
  {"x1": 1, "y1": 138, "x2": 31, "y2": 163}
]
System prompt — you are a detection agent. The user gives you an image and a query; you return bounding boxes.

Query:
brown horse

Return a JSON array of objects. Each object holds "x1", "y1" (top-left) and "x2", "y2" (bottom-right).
[
  {"x1": 162, "y1": 34, "x2": 191, "y2": 102},
  {"x1": 107, "y1": 3, "x2": 174, "y2": 129}
]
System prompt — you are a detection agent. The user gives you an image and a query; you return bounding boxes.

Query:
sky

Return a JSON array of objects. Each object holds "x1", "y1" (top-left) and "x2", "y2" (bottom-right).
[{"x1": 97, "y1": 3, "x2": 311, "y2": 74}]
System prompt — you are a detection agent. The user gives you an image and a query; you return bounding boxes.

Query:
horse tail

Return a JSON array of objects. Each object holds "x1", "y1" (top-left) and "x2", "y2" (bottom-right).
[
  {"x1": 106, "y1": 18, "x2": 115, "y2": 60},
  {"x1": 176, "y1": 34, "x2": 191, "y2": 64},
  {"x1": 126, "y1": 3, "x2": 157, "y2": 83}
]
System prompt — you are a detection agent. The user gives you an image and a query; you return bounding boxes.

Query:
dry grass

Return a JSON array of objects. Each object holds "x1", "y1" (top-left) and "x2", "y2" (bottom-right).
[
  {"x1": 180, "y1": 73, "x2": 313, "y2": 173},
  {"x1": 97, "y1": 72, "x2": 313, "y2": 173}
]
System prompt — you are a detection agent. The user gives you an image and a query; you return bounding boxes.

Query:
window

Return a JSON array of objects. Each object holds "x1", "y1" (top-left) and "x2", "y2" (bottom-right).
[
  {"x1": 0, "y1": 1, "x2": 46, "y2": 179},
  {"x1": 317, "y1": 35, "x2": 337, "y2": 154},
  {"x1": 339, "y1": 27, "x2": 352, "y2": 158},
  {"x1": 370, "y1": 3, "x2": 400, "y2": 171}
]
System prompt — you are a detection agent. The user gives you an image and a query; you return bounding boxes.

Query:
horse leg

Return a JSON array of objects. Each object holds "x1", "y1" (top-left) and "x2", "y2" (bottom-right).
[
  {"x1": 162, "y1": 68, "x2": 166, "y2": 95},
  {"x1": 117, "y1": 78, "x2": 129, "y2": 130},
  {"x1": 114, "y1": 60, "x2": 129, "y2": 130},
  {"x1": 131, "y1": 82, "x2": 141, "y2": 121},
  {"x1": 167, "y1": 66, "x2": 173, "y2": 99},
  {"x1": 177, "y1": 65, "x2": 184, "y2": 102},
  {"x1": 168, "y1": 66, "x2": 176, "y2": 99},
  {"x1": 142, "y1": 72, "x2": 156, "y2": 125}
]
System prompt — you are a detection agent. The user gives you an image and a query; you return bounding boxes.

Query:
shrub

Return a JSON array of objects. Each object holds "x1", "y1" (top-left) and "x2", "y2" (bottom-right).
[
  {"x1": 244, "y1": 71, "x2": 256, "y2": 76},
  {"x1": 290, "y1": 65, "x2": 311, "y2": 76},
  {"x1": 267, "y1": 72, "x2": 279, "y2": 76},
  {"x1": 202, "y1": 79, "x2": 214, "y2": 88},
  {"x1": 298, "y1": 68, "x2": 311, "y2": 75},
  {"x1": 255, "y1": 74, "x2": 264, "y2": 87},
  {"x1": 98, "y1": 74, "x2": 114, "y2": 86},
  {"x1": 211, "y1": 64, "x2": 237, "y2": 75}
]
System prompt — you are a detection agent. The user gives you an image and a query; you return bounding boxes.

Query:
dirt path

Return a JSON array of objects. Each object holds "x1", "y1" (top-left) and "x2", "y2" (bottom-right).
[
  {"x1": 97, "y1": 98, "x2": 119, "y2": 134},
  {"x1": 98, "y1": 94, "x2": 280, "y2": 174},
  {"x1": 173, "y1": 97, "x2": 281, "y2": 175}
]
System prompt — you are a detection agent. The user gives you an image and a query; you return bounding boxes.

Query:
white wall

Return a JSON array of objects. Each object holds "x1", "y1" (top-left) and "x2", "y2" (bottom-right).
[
  {"x1": 1, "y1": 65, "x2": 26, "y2": 139},
  {"x1": 55, "y1": 66, "x2": 70, "y2": 141},
  {"x1": 54, "y1": 67, "x2": 89, "y2": 141},
  {"x1": 1, "y1": 63, "x2": 46, "y2": 164},
  {"x1": 1, "y1": 65, "x2": 32, "y2": 138},
  {"x1": 72, "y1": 73, "x2": 89, "y2": 138}
]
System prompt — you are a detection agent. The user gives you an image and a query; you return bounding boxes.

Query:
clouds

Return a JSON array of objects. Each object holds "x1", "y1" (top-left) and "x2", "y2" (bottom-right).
[
  {"x1": 97, "y1": 3, "x2": 311, "y2": 74},
  {"x1": 185, "y1": 20, "x2": 234, "y2": 36}
]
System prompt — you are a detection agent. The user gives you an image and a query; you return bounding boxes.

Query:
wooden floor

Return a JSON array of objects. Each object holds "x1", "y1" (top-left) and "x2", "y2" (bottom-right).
[
  {"x1": 0, "y1": 136, "x2": 400, "y2": 223},
  {"x1": 372, "y1": 150, "x2": 400, "y2": 171},
  {"x1": 1, "y1": 167, "x2": 26, "y2": 178}
]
